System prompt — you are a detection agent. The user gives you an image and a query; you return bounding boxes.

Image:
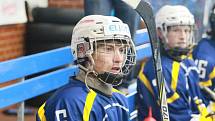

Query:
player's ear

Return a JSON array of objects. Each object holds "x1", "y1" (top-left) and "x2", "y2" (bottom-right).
[
  {"x1": 157, "y1": 28, "x2": 162, "y2": 36},
  {"x1": 157, "y1": 28, "x2": 164, "y2": 41}
]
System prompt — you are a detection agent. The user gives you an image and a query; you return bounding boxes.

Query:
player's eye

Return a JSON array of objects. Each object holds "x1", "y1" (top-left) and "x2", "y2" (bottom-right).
[
  {"x1": 119, "y1": 47, "x2": 126, "y2": 54},
  {"x1": 106, "y1": 46, "x2": 114, "y2": 52},
  {"x1": 184, "y1": 28, "x2": 191, "y2": 33}
]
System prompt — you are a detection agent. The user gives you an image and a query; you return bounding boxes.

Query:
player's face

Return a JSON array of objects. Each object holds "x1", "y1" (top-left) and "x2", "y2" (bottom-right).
[
  {"x1": 166, "y1": 25, "x2": 192, "y2": 49},
  {"x1": 92, "y1": 40, "x2": 126, "y2": 74}
]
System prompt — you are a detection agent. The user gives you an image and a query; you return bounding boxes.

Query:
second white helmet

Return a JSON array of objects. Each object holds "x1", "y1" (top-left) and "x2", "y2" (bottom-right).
[{"x1": 155, "y1": 5, "x2": 195, "y2": 29}]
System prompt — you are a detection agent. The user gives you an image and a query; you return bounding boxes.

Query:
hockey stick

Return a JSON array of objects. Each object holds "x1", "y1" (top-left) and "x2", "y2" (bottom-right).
[
  {"x1": 122, "y1": 0, "x2": 170, "y2": 121},
  {"x1": 200, "y1": 85, "x2": 215, "y2": 101}
]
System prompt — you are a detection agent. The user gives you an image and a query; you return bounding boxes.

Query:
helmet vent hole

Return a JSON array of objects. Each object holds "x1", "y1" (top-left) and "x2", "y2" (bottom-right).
[
  {"x1": 96, "y1": 22, "x2": 103, "y2": 24},
  {"x1": 112, "y1": 20, "x2": 120, "y2": 22},
  {"x1": 170, "y1": 17, "x2": 176, "y2": 20}
]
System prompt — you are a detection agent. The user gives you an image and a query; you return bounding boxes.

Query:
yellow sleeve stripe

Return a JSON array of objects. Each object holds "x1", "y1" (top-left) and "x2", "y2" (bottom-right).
[
  {"x1": 198, "y1": 67, "x2": 215, "y2": 87},
  {"x1": 199, "y1": 79, "x2": 212, "y2": 87},
  {"x1": 171, "y1": 61, "x2": 180, "y2": 91},
  {"x1": 83, "y1": 89, "x2": 97, "y2": 121},
  {"x1": 138, "y1": 62, "x2": 154, "y2": 96},
  {"x1": 209, "y1": 67, "x2": 215, "y2": 79},
  {"x1": 37, "y1": 103, "x2": 47, "y2": 121},
  {"x1": 167, "y1": 92, "x2": 180, "y2": 104}
]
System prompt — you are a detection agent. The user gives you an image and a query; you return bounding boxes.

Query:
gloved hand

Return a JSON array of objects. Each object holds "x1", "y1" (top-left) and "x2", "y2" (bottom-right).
[
  {"x1": 190, "y1": 114, "x2": 212, "y2": 121},
  {"x1": 194, "y1": 98, "x2": 212, "y2": 121},
  {"x1": 190, "y1": 114, "x2": 200, "y2": 121}
]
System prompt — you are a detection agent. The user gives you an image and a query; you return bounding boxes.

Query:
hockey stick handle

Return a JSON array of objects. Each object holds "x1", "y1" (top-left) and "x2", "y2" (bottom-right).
[
  {"x1": 200, "y1": 85, "x2": 215, "y2": 101},
  {"x1": 123, "y1": 0, "x2": 161, "y2": 93},
  {"x1": 123, "y1": 0, "x2": 162, "y2": 102},
  {"x1": 122, "y1": 1, "x2": 170, "y2": 121}
]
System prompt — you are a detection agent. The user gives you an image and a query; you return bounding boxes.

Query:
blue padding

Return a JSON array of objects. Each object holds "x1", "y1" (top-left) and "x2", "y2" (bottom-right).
[
  {"x1": 0, "y1": 46, "x2": 73, "y2": 83},
  {"x1": 126, "y1": 91, "x2": 137, "y2": 121},
  {"x1": 135, "y1": 29, "x2": 152, "y2": 61},
  {"x1": 0, "y1": 66, "x2": 79, "y2": 109},
  {"x1": 134, "y1": 29, "x2": 150, "y2": 46},
  {"x1": 136, "y1": 43, "x2": 152, "y2": 61},
  {"x1": 126, "y1": 91, "x2": 137, "y2": 113}
]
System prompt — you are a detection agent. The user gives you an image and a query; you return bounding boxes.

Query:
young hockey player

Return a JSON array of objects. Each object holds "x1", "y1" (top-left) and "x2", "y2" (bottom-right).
[
  {"x1": 192, "y1": 4, "x2": 215, "y2": 112},
  {"x1": 137, "y1": 5, "x2": 209, "y2": 121},
  {"x1": 36, "y1": 15, "x2": 136, "y2": 121}
]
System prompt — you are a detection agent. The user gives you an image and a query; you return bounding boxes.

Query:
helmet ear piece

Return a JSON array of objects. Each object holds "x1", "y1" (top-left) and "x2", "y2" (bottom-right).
[{"x1": 75, "y1": 39, "x2": 91, "y2": 63}]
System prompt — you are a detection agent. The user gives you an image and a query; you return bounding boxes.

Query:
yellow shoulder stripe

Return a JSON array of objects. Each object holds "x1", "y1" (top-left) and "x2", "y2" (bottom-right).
[
  {"x1": 171, "y1": 61, "x2": 180, "y2": 91},
  {"x1": 112, "y1": 88, "x2": 125, "y2": 95},
  {"x1": 83, "y1": 89, "x2": 97, "y2": 121},
  {"x1": 37, "y1": 103, "x2": 47, "y2": 121},
  {"x1": 138, "y1": 62, "x2": 154, "y2": 96},
  {"x1": 209, "y1": 67, "x2": 215, "y2": 79}
]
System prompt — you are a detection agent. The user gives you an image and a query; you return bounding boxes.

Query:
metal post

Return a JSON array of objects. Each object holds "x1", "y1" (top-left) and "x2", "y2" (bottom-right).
[{"x1": 17, "y1": 78, "x2": 25, "y2": 121}]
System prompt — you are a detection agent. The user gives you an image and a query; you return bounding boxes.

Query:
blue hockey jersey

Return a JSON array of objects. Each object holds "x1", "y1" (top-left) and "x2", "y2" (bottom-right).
[
  {"x1": 36, "y1": 79, "x2": 129, "y2": 121},
  {"x1": 192, "y1": 38, "x2": 215, "y2": 105},
  {"x1": 137, "y1": 55, "x2": 203, "y2": 121}
]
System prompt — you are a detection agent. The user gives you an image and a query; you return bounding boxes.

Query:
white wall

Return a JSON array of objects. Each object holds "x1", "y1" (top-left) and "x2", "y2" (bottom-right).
[
  {"x1": 25, "y1": 0, "x2": 48, "y2": 9},
  {"x1": 25, "y1": 0, "x2": 48, "y2": 21}
]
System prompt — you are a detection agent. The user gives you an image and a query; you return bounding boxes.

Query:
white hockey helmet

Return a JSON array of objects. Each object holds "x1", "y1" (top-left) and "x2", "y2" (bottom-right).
[
  {"x1": 155, "y1": 5, "x2": 196, "y2": 59},
  {"x1": 71, "y1": 15, "x2": 136, "y2": 85},
  {"x1": 155, "y1": 5, "x2": 195, "y2": 29}
]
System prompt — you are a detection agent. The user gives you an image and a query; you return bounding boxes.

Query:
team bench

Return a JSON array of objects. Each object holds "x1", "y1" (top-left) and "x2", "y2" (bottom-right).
[{"x1": 0, "y1": 29, "x2": 151, "y2": 121}]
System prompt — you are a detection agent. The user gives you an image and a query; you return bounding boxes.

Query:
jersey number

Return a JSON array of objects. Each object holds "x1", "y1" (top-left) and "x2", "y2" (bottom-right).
[
  {"x1": 55, "y1": 109, "x2": 67, "y2": 121},
  {"x1": 195, "y1": 59, "x2": 208, "y2": 79}
]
